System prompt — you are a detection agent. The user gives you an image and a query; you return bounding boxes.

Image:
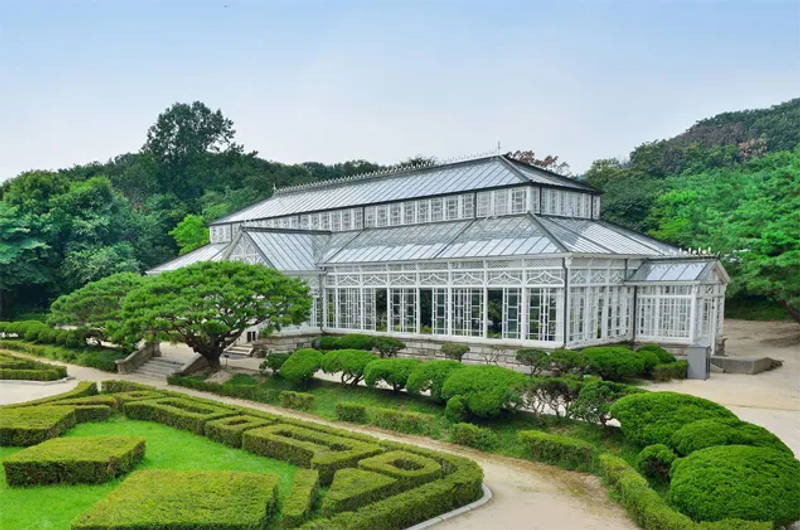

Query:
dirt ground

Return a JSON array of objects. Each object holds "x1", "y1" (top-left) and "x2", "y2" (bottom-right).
[{"x1": 1, "y1": 318, "x2": 798, "y2": 529}]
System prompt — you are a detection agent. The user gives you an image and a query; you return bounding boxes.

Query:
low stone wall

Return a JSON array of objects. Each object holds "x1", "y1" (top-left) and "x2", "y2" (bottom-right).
[
  {"x1": 115, "y1": 342, "x2": 160, "y2": 374},
  {"x1": 252, "y1": 332, "x2": 320, "y2": 355}
]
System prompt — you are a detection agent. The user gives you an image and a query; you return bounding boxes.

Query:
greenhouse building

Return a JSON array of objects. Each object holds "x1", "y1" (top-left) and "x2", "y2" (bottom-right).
[{"x1": 149, "y1": 155, "x2": 728, "y2": 356}]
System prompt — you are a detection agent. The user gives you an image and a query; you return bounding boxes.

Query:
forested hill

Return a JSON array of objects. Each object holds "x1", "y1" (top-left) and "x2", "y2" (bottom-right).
[{"x1": 0, "y1": 102, "x2": 390, "y2": 317}]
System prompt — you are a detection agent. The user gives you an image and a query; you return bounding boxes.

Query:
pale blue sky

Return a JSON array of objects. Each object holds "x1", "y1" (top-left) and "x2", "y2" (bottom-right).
[{"x1": 1, "y1": 1, "x2": 797, "y2": 181}]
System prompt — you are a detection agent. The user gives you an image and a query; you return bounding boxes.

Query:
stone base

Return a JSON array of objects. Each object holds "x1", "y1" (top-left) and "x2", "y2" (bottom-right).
[
  {"x1": 252, "y1": 332, "x2": 320, "y2": 355},
  {"x1": 710, "y1": 356, "x2": 782, "y2": 374}
]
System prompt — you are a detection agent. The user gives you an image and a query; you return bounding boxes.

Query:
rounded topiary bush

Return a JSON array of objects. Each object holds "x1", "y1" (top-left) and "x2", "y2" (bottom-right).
[
  {"x1": 668, "y1": 445, "x2": 800, "y2": 526},
  {"x1": 280, "y1": 348, "x2": 323, "y2": 386},
  {"x1": 635, "y1": 443, "x2": 676, "y2": 482},
  {"x1": 441, "y1": 365, "x2": 527, "y2": 418},
  {"x1": 320, "y1": 349, "x2": 378, "y2": 385},
  {"x1": 441, "y1": 343, "x2": 469, "y2": 362},
  {"x1": 335, "y1": 333, "x2": 377, "y2": 351},
  {"x1": 363, "y1": 358, "x2": 420, "y2": 391},
  {"x1": 669, "y1": 418, "x2": 792, "y2": 456},
  {"x1": 636, "y1": 343, "x2": 676, "y2": 364},
  {"x1": 406, "y1": 360, "x2": 464, "y2": 402},
  {"x1": 582, "y1": 346, "x2": 646, "y2": 381},
  {"x1": 610, "y1": 391, "x2": 737, "y2": 446},
  {"x1": 444, "y1": 395, "x2": 467, "y2": 423}
]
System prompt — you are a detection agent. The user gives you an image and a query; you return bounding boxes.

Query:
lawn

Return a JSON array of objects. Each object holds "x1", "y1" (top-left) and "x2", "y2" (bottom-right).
[{"x1": 0, "y1": 416, "x2": 298, "y2": 530}]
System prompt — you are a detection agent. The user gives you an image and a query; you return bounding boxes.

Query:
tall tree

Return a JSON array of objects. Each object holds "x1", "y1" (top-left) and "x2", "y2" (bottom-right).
[
  {"x1": 169, "y1": 214, "x2": 209, "y2": 255},
  {"x1": 0, "y1": 203, "x2": 49, "y2": 318}
]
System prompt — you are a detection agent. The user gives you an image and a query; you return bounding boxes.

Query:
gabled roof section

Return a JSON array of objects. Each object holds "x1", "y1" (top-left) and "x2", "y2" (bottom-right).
[
  {"x1": 437, "y1": 215, "x2": 560, "y2": 259},
  {"x1": 626, "y1": 259, "x2": 728, "y2": 284},
  {"x1": 211, "y1": 155, "x2": 596, "y2": 226},
  {"x1": 146, "y1": 243, "x2": 227, "y2": 274}
]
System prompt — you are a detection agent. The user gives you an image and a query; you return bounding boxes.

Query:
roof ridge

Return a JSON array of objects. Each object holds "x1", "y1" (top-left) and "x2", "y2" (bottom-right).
[{"x1": 274, "y1": 152, "x2": 498, "y2": 196}]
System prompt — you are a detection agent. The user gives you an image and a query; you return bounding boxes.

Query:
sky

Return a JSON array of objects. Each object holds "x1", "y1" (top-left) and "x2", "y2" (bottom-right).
[{"x1": 0, "y1": 1, "x2": 798, "y2": 181}]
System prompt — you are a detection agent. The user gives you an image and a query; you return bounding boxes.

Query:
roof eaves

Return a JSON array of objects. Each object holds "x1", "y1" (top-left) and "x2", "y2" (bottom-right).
[{"x1": 501, "y1": 155, "x2": 602, "y2": 193}]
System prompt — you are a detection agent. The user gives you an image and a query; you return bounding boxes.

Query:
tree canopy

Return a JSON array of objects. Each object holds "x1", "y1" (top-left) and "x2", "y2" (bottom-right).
[
  {"x1": 169, "y1": 214, "x2": 209, "y2": 255},
  {"x1": 113, "y1": 261, "x2": 311, "y2": 367}
]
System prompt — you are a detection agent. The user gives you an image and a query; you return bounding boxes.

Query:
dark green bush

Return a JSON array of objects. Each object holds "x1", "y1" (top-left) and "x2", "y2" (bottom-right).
[
  {"x1": 523, "y1": 376, "x2": 583, "y2": 418},
  {"x1": 567, "y1": 379, "x2": 644, "y2": 426},
  {"x1": 635, "y1": 444, "x2": 675, "y2": 483},
  {"x1": 280, "y1": 390, "x2": 314, "y2": 410},
  {"x1": 583, "y1": 346, "x2": 646, "y2": 381},
  {"x1": 99, "y1": 380, "x2": 150, "y2": 393},
  {"x1": 652, "y1": 361, "x2": 688, "y2": 382},
  {"x1": 441, "y1": 343, "x2": 469, "y2": 361},
  {"x1": 321, "y1": 349, "x2": 378, "y2": 385},
  {"x1": 363, "y1": 358, "x2": 420, "y2": 391},
  {"x1": 375, "y1": 337, "x2": 405, "y2": 358},
  {"x1": 282, "y1": 469, "x2": 319, "y2": 527},
  {"x1": 3, "y1": 435, "x2": 145, "y2": 486},
  {"x1": 57, "y1": 404, "x2": 113, "y2": 423},
  {"x1": 71, "y1": 469, "x2": 279, "y2": 530},
  {"x1": 669, "y1": 445, "x2": 800, "y2": 526},
  {"x1": 318, "y1": 335, "x2": 342, "y2": 350},
  {"x1": 610, "y1": 391, "x2": 737, "y2": 446},
  {"x1": 549, "y1": 348, "x2": 589, "y2": 376},
  {"x1": 515, "y1": 348, "x2": 549, "y2": 375},
  {"x1": 405, "y1": 360, "x2": 464, "y2": 402},
  {"x1": 669, "y1": 418, "x2": 792, "y2": 456},
  {"x1": 0, "y1": 366, "x2": 66, "y2": 381},
  {"x1": 335, "y1": 333, "x2": 377, "y2": 350},
  {"x1": 444, "y1": 395, "x2": 467, "y2": 423},
  {"x1": 336, "y1": 402, "x2": 368, "y2": 423},
  {"x1": 123, "y1": 397, "x2": 235, "y2": 434},
  {"x1": 0, "y1": 339, "x2": 121, "y2": 372},
  {"x1": 281, "y1": 348, "x2": 323, "y2": 387},
  {"x1": 0, "y1": 406, "x2": 76, "y2": 446},
  {"x1": 265, "y1": 352, "x2": 290, "y2": 374},
  {"x1": 637, "y1": 343, "x2": 676, "y2": 364},
  {"x1": 204, "y1": 414, "x2": 273, "y2": 447},
  {"x1": 450, "y1": 422, "x2": 498, "y2": 450},
  {"x1": 441, "y1": 364, "x2": 527, "y2": 418},
  {"x1": 368, "y1": 406, "x2": 434, "y2": 435},
  {"x1": 321, "y1": 468, "x2": 399, "y2": 515},
  {"x1": 518, "y1": 430, "x2": 597, "y2": 472}
]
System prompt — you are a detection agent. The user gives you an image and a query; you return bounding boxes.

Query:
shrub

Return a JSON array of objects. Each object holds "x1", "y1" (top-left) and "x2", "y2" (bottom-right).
[
  {"x1": 282, "y1": 469, "x2": 319, "y2": 527},
  {"x1": 635, "y1": 349, "x2": 661, "y2": 376},
  {"x1": 123, "y1": 397, "x2": 236, "y2": 434},
  {"x1": 441, "y1": 343, "x2": 469, "y2": 361},
  {"x1": 335, "y1": 333, "x2": 377, "y2": 351},
  {"x1": 264, "y1": 352, "x2": 290, "y2": 374},
  {"x1": 441, "y1": 364, "x2": 527, "y2": 418},
  {"x1": 652, "y1": 361, "x2": 688, "y2": 382},
  {"x1": 635, "y1": 444, "x2": 675, "y2": 483},
  {"x1": 320, "y1": 349, "x2": 378, "y2": 385},
  {"x1": 548, "y1": 348, "x2": 589, "y2": 376},
  {"x1": 71, "y1": 469, "x2": 279, "y2": 530},
  {"x1": 406, "y1": 360, "x2": 463, "y2": 402},
  {"x1": 318, "y1": 335, "x2": 342, "y2": 350},
  {"x1": 241, "y1": 424, "x2": 382, "y2": 484},
  {"x1": 637, "y1": 343, "x2": 676, "y2": 364},
  {"x1": 610, "y1": 391, "x2": 737, "y2": 446},
  {"x1": 281, "y1": 348, "x2": 323, "y2": 387},
  {"x1": 322, "y1": 468, "x2": 399, "y2": 515},
  {"x1": 0, "y1": 406, "x2": 76, "y2": 446},
  {"x1": 2, "y1": 436, "x2": 145, "y2": 486},
  {"x1": 358, "y1": 450, "x2": 443, "y2": 487},
  {"x1": 336, "y1": 402, "x2": 368, "y2": 423},
  {"x1": 518, "y1": 430, "x2": 597, "y2": 472},
  {"x1": 523, "y1": 376, "x2": 583, "y2": 418},
  {"x1": 364, "y1": 358, "x2": 420, "y2": 391},
  {"x1": 0, "y1": 339, "x2": 122, "y2": 372},
  {"x1": 204, "y1": 414, "x2": 273, "y2": 447},
  {"x1": 583, "y1": 346, "x2": 647, "y2": 381},
  {"x1": 444, "y1": 396, "x2": 467, "y2": 423},
  {"x1": 567, "y1": 379, "x2": 645, "y2": 426},
  {"x1": 368, "y1": 407, "x2": 434, "y2": 435},
  {"x1": 375, "y1": 337, "x2": 405, "y2": 358},
  {"x1": 515, "y1": 348, "x2": 549, "y2": 375},
  {"x1": 111, "y1": 390, "x2": 166, "y2": 406},
  {"x1": 669, "y1": 418, "x2": 792, "y2": 456},
  {"x1": 280, "y1": 390, "x2": 314, "y2": 410},
  {"x1": 0, "y1": 366, "x2": 66, "y2": 381},
  {"x1": 57, "y1": 404, "x2": 113, "y2": 423},
  {"x1": 100, "y1": 380, "x2": 150, "y2": 393},
  {"x1": 450, "y1": 423, "x2": 498, "y2": 450},
  {"x1": 668, "y1": 445, "x2": 800, "y2": 526}
]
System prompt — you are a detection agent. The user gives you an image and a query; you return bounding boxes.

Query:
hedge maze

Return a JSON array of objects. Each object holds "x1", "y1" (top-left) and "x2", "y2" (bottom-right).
[
  {"x1": 0, "y1": 352, "x2": 67, "y2": 381},
  {"x1": 0, "y1": 380, "x2": 484, "y2": 529}
]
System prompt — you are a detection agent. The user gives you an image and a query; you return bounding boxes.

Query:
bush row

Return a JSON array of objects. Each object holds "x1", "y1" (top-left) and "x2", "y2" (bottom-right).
[
  {"x1": 517, "y1": 430, "x2": 597, "y2": 473},
  {"x1": 652, "y1": 360, "x2": 688, "y2": 382},
  {"x1": 0, "y1": 320, "x2": 92, "y2": 349},
  {"x1": 334, "y1": 402, "x2": 435, "y2": 435},
  {"x1": 0, "y1": 366, "x2": 67, "y2": 381},
  {"x1": 123, "y1": 397, "x2": 236, "y2": 434},
  {"x1": 0, "y1": 339, "x2": 122, "y2": 372},
  {"x1": 0, "y1": 406, "x2": 77, "y2": 446},
  {"x1": 449, "y1": 423, "x2": 498, "y2": 451},
  {"x1": 321, "y1": 467, "x2": 400, "y2": 515},
  {"x1": 281, "y1": 469, "x2": 320, "y2": 528},
  {"x1": 317, "y1": 333, "x2": 406, "y2": 358},
  {"x1": 167, "y1": 374, "x2": 315, "y2": 411}
]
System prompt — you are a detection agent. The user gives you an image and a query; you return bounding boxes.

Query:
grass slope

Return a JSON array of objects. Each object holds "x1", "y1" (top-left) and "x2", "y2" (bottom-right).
[{"x1": 0, "y1": 416, "x2": 297, "y2": 529}]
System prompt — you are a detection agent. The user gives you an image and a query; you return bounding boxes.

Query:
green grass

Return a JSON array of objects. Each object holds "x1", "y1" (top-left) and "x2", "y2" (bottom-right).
[{"x1": 0, "y1": 416, "x2": 298, "y2": 529}]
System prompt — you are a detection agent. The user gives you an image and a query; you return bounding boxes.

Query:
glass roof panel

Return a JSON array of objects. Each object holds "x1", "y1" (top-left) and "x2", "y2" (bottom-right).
[
  {"x1": 628, "y1": 260, "x2": 716, "y2": 283},
  {"x1": 146, "y1": 243, "x2": 227, "y2": 274}
]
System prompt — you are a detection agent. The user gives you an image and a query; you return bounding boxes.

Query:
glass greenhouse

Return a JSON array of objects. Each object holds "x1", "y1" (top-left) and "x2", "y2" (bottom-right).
[{"x1": 149, "y1": 155, "x2": 728, "y2": 352}]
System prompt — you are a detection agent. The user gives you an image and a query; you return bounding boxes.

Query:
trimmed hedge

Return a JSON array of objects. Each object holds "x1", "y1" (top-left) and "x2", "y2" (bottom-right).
[
  {"x1": 54, "y1": 404, "x2": 113, "y2": 423},
  {"x1": 444, "y1": 395, "x2": 466, "y2": 423},
  {"x1": 669, "y1": 445, "x2": 800, "y2": 526},
  {"x1": 610, "y1": 391, "x2": 737, "y2": 446},
  {"x1": 405, "y1": 360, "x2": 463, "y2": 402},
  {"x1": 0, "y1": 366, "x2": 66, "y2": 381},
  {"x1": 335, "y1": 402, "x2": 368, "y2": 424},
  {"x1": 281, "y1": 469, "x2": 319, "y2": 528},
  {"x1": 653, "y1": 361, "x2": 688, "y2": 382},
  {"x1": 368, "y1": 406, "x2": 434, "y2": 435},
  {"x1": 280, "y1": 390, "x2": 314, "y2": 411},
  {"x1": 450, "y1": 423, "x2": 498, "y2": 451},
  {"x1": 0, "y1": 339, "x2": 122, "y2": 372},
  {"x1": 320, "y1": 349, "x2": 379, "y2": 385},
  {"x1": 582, "y1": 346, "x2": 648, "y2": 381},
  {"x1": 669, "y1": 417, "x2": 792, "y2": 456},
  {"x1": 637, "y1": 343, "x2": 677, "y2": 364},
  {"x1": 168, "y1": 375, "x2": 282, "y2": 405},
  {"x1": 281, "y1": 348, "x2": 323, "y2": 386},
  {"x1": 123, "y1": 397, "x2": 236, "y2": 434},
  {"x1": 242, "y1": 424, "x2": 382, "y2": 484},
  {"x1": 3, "y1": 435, "x2": 145, "y2": 486},
  {"x1": 50, "y1": 394, "x2": 119, "y2": 411},
  {"x1": 111, "y1": 390, "x2": 166, "y2": 406},
  {"x1": 204, "y1": 414, "x2": 274, "y2": 447},
  {"x1": 322, "y1": 468, "x2": 398, "y2": 515},
  {"x1": 71, "y1": 469, "x2": 280, "y2": 530},
  {"x1": 635, "y1": 443, "x2": 675, "y2": 482},
  {"x1": 99, "y1": 380, "x2": 150, "y2": 393},
  {"x1": 358, "y1": 450, "x2": 443, "y2": 487},
  {"x1": 0, "y1": 406, "x2": 76, "y2": 446},
  {"x1": 440, "y1": 364, "x2": 527, "y2": 418},
  {"x1": 518, "y1": 430, "x2": 597, "y2": 472},
  {"x1": 363, "y1": 358, "x2": 420, "y2": 391}
]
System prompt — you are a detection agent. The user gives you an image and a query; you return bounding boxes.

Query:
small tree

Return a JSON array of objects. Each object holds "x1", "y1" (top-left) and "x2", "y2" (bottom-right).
[
  {"x1": 114, "y1": 261, "x2": 310, "y2": 369},
  {"x1": 441, "y1": 343, "x2": 469, "y2": 362},
  {"x1": 374, "y1": 337, "x2": 405, "y2": 358},
  {"x1": 515, "y1": 348, "x2": 549, "y2": 376},
  {"x1": 169, "y1": 214, "x2": 209, "y2": 255}
]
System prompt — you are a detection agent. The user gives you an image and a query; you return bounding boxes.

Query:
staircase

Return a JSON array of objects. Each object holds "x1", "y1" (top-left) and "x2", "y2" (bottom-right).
[
  {"x1": 133, "y1": 356, "x2": 185, "y2": 379},
  {"x1": 225, "y1": 344, "x2": 253, "y2": 357}
]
